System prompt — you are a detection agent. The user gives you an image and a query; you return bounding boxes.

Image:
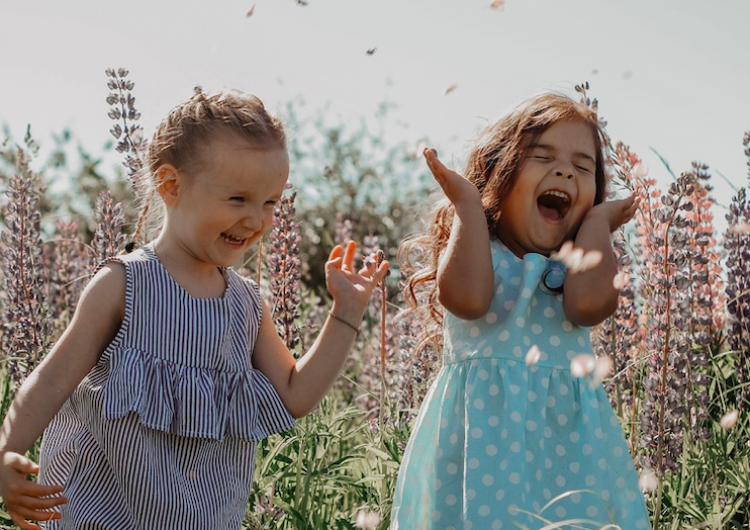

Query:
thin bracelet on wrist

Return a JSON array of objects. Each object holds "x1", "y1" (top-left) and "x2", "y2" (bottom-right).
[{"x1": 328, "y1": 311, "x2": 361, "y2": 336}]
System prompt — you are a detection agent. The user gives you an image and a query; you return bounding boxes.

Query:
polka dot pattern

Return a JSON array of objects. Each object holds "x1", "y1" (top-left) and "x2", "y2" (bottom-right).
[{"x1": 391, "y1": 240, "x2": 650, "y2": 529}]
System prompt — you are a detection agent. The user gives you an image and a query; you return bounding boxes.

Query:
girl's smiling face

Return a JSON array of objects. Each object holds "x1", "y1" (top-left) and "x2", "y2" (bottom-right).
[
  {"x1": 159, "y1": 133, "x2": 289, "y2": 269},
  {"x1": 496, "y1": 119, "x2": 598, "y2": 258}
]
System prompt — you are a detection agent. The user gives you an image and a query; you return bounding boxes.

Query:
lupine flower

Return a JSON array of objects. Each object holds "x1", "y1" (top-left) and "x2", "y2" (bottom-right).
[
  {"x1": 723, "y1": 134, "x2": 750, "y2": 410},
  {"x1": 44, "y1": 221, "x2": 89, "y2": 323},
  {"x1": 0, "y1": 148, "x2": 51, "y2": 382},
  {"x1": 90, "y1": 190, "x2": 128, "y2": 268},
  {"x1": 105, "y1": 68, "x2": 147, "y2": 182},
  {"x1": 638, "y1": 468, "x2": 659, "y2": 494},
  {"x1": 269, "y1": 187, "x2": 302, "y2": 354}
]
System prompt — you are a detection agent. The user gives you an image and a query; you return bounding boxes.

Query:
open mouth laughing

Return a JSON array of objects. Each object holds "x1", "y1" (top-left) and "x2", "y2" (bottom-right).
[
  {"x1": 221, "y1": 233, "x2": 247, "y2": 245},
  {"x1": 537, "y1": 189, "x2": 571, "y2": 222}
]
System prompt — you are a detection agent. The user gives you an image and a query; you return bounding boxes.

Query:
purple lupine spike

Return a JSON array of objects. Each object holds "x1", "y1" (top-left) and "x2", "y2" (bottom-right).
[
  {"x1": 0, "y1": 148, "x2": 51, "y2": 383},
  {"x1": 105, "y1": 68, "x2": 147, "y2": 182},
  {"x1": 43, "y1": 221, "x2": 89, "y2": 323},
  {"x1": 269, "y1": 187, "x2": 302, "y2": 354},
  {"x1": 90, "y1": 190, "x2": 128, "y2": 269},
  {"x1": 723, "y1": 132, "x2": 750, "y2": 410}
]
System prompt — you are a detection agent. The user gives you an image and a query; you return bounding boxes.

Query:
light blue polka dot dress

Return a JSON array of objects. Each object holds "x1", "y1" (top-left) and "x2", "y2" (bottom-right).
[{"x1": 391, "y1": 239, "x2": 650, "y2": 530}]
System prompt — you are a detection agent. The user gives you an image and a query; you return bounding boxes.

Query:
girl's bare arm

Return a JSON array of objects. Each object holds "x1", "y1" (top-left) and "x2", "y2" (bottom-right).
[
  {"x1": 251, "y1": 242, "x2": 388, "y2": 418},
  {"x1": 0, "y1": 264, "x2": 125, "y2": 529},
  {"x1": 563, "y1": 196, "x2": 638, "y2": 326},
  {"x1": 425, "y1": 149, "x2": 494, "y2": 320}
]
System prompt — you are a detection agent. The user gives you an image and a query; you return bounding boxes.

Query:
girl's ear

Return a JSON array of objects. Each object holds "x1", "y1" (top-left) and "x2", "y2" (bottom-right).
[{"x1": 156, "y1": 165, "x2": 181, "y2": 207}]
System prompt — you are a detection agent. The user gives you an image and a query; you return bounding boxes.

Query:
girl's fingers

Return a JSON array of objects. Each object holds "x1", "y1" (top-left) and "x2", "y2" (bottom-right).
[
  {"x1": 328, "y1": 244, "x2": 343, "y2": 262},
  {"x1": 342, "y1": 241, "x2": 357, "y2": 271}
]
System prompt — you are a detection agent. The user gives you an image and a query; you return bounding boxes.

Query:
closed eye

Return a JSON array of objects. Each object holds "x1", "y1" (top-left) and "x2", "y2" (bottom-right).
[
  {"x1": 229, "y1": 196, "x2": 245, "y2": 202},
  {"x1": 576, "y1": 165, "x2": 593, "y2": 173}
]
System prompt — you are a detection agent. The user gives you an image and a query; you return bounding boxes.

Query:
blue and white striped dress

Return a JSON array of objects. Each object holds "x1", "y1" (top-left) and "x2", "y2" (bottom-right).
[{"x1": 39, "y1": 244, "x2": 295, "y2": 529}]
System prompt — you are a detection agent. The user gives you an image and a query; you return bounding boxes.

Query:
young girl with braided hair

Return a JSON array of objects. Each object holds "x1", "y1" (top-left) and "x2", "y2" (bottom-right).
[
  {"x1": 391, "y1": 92, "x2": 649, "y2": 529},
  {"x1": 0, "y1": 88, "x2": 388, "y2": 529}
]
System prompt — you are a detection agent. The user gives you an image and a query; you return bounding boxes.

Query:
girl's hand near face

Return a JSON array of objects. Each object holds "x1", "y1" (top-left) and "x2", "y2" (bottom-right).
[{"x1": 582, "y1": 194, "x2": 639, "y2": 233}]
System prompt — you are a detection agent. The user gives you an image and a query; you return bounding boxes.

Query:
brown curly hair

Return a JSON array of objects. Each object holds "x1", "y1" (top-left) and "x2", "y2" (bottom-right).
[{"x1": 399, "y1": 92, "x2": 609, "y2": 355}]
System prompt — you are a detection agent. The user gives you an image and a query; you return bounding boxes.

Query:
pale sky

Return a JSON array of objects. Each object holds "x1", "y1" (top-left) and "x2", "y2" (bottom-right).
[{"x1": 1, "y1": 0, "x2": 748, "y2": 231}]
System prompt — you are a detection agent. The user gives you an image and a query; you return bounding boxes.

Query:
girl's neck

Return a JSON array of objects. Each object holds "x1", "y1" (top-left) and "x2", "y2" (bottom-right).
[{"x1": 152, "y1": 237, "x2": 227, "y2": 299}]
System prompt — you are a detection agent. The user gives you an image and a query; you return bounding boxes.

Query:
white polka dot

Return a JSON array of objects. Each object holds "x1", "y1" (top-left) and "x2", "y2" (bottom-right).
[
  {"x1": 562, "y1": 320, "x2": 573, "y2": 331},
  {"x1": 569, "y1": 462, "x2": 580, "y2": 473},
  {"x1": 527, "y1": 390, "x2": 537, "y2": 402},
  {"x1": 555, "y1": 444, "x2": 566, "y2": 456},
  {"x1": 472, "y1": 427, "x2": 483, "y2": 438},
  {"x1": 525, "y1": 420, "x2": 537, "y2": 431},
  {"x1": 516, "y1": 317, "x2": 525, "y2": 327},
  {"x1": 582, "y1": 444, "x2": 593, "y2": 455},
  {"x1": 485, "y1": 312, "x2": 497, "y2": 324},
  {"x1": 504, "y1": 300, "x2": 515, "y2": 311},
  {"x1": 499, "y1": 459, "x2": 508, "y2": 470},
  {"x1": 541, "y1": 377, "x2": 549, "y2": 389},
  {"x1": 578, "y1": 336, "x2": 586, "y2": 347},
  {"x1": 531, "y1": 323, "x2": 543, "y2": 334},
  {"x1": 557, "y1": 414, "x2": 568, "y2": 426},
  {"x1": 628, "y1": 490, "x2": 637, "y2": 502},
  {"x1": 613, "y1": 446, "x2": 623, "y2": 457},
  {"x1": 617, "y1": 477, "x2": 626, "y2": 488},
  {"x1": 479, "y1": 505, "x2": 490, "y2": 517},
  {"x1": 569, "y1": 431, "x2": 580, "y2": 443},
  {"x1": 436, "y1": 447, "x2": 444, "y2": 458},
  {"x1": 498, "y1": 330, "x2": 510, "y2": 342},
  {"x1": 544, "y1": 458, "x2": 552, "y2": 469},
  {"x1": 602, "y1": 490, "x2": 611, "y2": 501},
  {"x1": 559, "y1": 384, "x2": 569, "y2": 396},
  {"x1": 450, "y1": 433, "x2": 458, "y2": 444},
  {"x1": 500, "y1": 260, "x2": 509, "y2": 269},
  {"x1": 511, "y1": 276, "x2": 521, "y2": 285},
  {"x1": 488, "y1": 415, "x2": 499, "y2": 426},
  {"x1": 488, "y1": 384, "x2": 500, "y2": 396},
  {"x1": 483, "y1": 474, "x2": 494, "y2": 486},
  {"x1": 432, "y1": 510, "x2": 442, "y2": 522},
  {"x1": 507, "y1": 504, "x2": 519, "y2": 516},
  {"x1": 474, "y1": 398, "x2": 485, "y2": 410},
  {"x1": 510, "y1": 411, "x2": 522, "y2": 422},
  {"x1": 549, "y1": 335, "x2": 561, "y2": 346},
  {"x1": 468, "y1": 458, "x2": 479, "y2": 469},
  {"x1": 544, "y1": 427, "x2": 552, "y2": 438},
  {"x1": 586, "y1": 506, "x2": 599, "y2": 517},
  {"x1": 595, "y1": 428, "x2": 604, "y2": 439},
  {"x1": 599, "y1": 458, "x2": 608, "y2": 470},
  {"x1": 522, "y1": 336, "x2": 531, "y2": 346},
  {"x1": 482, "y1": 346, "x2": 493, "y2": 357},
  {"x1": 500, "y1": 429, "x2": 509, "y2": 439},
  {"x1": 447, "y1": 463, "x2": 458, "y2": 475},
  {"x1": 466, "y1": 489, "x2": 476, "y2": 500},
  {"x1": 508, "y1": 472, "x2": 520, "y2": 484},
  {"x1": 521, "y1": 287, "x2": 533, "y2": 298},
  {"x1": 486, "y1": 444, "x2": 498, "y2": 456},
  {"x1": 510, "y1": 442, "x2": 521, "y2": 453},
  {"x1": 637, "y1": 521, "x2": 648, "y2": 529},
  {"x1": 470, "y1": 327, "x2": 480, "y2": 337},
  {"x1": 509, "y1": 384, "x2": 521, "y2": 395},
  {"x1": 555, "y1": 506, "x2": 566, "y2": 518},
  {"x1": 555, "y1": 475, "x2": 566, "y2": 487},
  {"x1": 495, "y1": 489, "x2": 505, "y2": 501},
  {"x1": 543, "y1": 307, "x2": 556, "y2": 318},
  {"x1": 492, "y1": 520, "x2": 503, "y2": 530},
  {"x1": 570, "y1": 492, "x2": 581, "y2": 504},
  {"x1": 543, "y1": 488, "x2": 552, "y2": 500},
  {"x1": 435, "y1": 479, "x2": 442, "y2": 490},
  {"x1": 445, "y1": 494, "x2": 457, "y2": 506},
  {"x1": 478, "y1": 370, "x2": 490, "y2": 381},
  {"x1": 585, "y1": 475, "x2": 596, "y2": 486}
]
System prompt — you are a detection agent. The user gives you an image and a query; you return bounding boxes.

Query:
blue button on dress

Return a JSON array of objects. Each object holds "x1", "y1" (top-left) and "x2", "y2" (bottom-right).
[{"x1": 390, "y1": 239, "x2": 650, "y2": 530}]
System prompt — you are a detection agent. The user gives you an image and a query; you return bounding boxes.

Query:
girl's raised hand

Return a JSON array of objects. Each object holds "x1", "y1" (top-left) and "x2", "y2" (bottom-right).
[
  {"x1": 325, "y1": 241, "x2": 389, "y2": 310},
  {"x1": 583, "y1": 194, "x2": 640, "y2": 233},
  {"x1": 423, "y1": 148, "x2": 481, "y2": 207},
  {"x1": 0, "y1": 451, "x2": 66, "y2": 529}
]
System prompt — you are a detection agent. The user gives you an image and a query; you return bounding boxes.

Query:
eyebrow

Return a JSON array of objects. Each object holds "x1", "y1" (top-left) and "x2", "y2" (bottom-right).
[{"x1": 529, "y1": 143, "x2": 596, "y2": 165}]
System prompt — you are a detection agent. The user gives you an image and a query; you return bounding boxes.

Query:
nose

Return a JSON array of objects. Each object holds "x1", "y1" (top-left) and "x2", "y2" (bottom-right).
[
  {"x1": 242, "y1": 205, "x2": 263, "y2": 232},
  {"x1": 555, "y1": 170, "x2": 574, "y2": 180}
]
